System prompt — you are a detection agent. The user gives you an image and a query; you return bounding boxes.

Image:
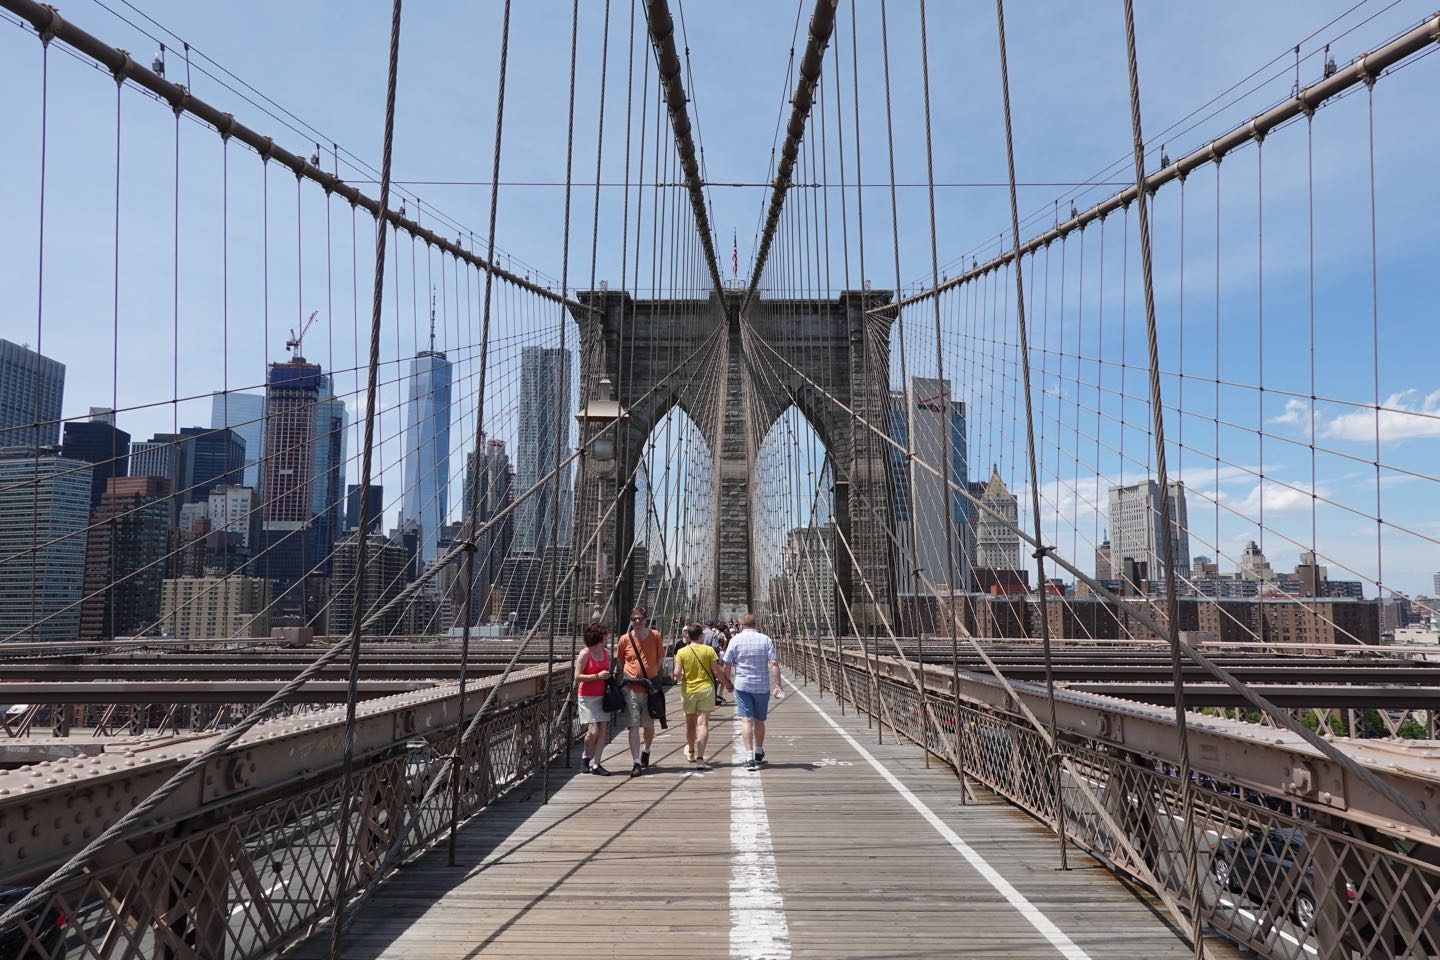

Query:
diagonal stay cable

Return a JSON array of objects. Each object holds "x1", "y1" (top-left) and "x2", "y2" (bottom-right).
[
  {"x1": 0, "y1": 328, "x2": 723, "y2": 940},
  {"x1": 329, "y1": 328, "x2": 727, "y2": 935},
  {"x1": 330, "y1": 4, "x2": 405, "y2": 954},
  {"x1": 449, "y1": 0, "x2": 514, "y2": 864},
  {"x1": 741, "y1": 310, "x2": 1215, "y2": 930},
  {"x1": 360, "y1": 325, "x2": 725, "y2": 632},
  {"x1": 989, "y1": 0, "x2": 1069, "y2": 872},
  {"x1": 541, "y1": 0, "x2": 584, "y2": 803},
  {"x1": 740, "y1": 292, "x2": 1440, "y2": 839},
  {"x1": 1125, "y1": 5, "x2": 1231, "y2": 949}
]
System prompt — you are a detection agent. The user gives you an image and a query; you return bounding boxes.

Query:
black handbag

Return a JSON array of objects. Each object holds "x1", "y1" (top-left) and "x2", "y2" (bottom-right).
[
  {"x1": 601, "y1": 661, "x2": 625, "y2": 714},
  {"x1": 584, "y1": 650, "x2": 625, "y2": 713},
  {"x1": 625, "y1": 630, "x2": 668, "y2": 730}
]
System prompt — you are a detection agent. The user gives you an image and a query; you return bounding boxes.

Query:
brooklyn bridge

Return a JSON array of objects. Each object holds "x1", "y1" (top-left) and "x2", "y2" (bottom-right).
[{"x1": 1, "y1": 0, "x2": 1439, "y2": 957}]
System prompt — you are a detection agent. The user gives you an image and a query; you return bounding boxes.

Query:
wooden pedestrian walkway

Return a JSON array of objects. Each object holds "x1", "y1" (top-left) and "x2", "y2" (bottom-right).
[{"x1": 291, "y1": 673, "x2": 1243, "y2": 959}]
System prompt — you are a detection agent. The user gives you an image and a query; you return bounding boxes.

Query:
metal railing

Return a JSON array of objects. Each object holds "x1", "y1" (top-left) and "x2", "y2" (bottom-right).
[
  {"x1": 780, "y1": 637, "x2": 1440, "y2": 960},
  {"x1": 0, "y1": 667, "x2": 573, "y2": 959}
]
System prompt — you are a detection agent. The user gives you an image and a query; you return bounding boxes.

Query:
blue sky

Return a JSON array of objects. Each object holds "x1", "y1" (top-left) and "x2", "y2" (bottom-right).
[{"x1": 0, "y1": 0, "x2": 1436, "y2": 597}]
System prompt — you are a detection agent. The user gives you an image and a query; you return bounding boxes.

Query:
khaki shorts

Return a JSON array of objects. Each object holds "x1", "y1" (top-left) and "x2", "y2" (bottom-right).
[
  {"x1": 621, "y1": 684, "x2": 654, "y2": 729},
  {"x1": 681, "y1": 687, "x2": 716, "y2": 715}
]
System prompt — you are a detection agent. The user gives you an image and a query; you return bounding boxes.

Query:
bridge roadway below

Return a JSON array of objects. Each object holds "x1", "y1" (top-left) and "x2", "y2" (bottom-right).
[{"x1": 289, "y1": 671, "x2": 1243, "y2": 960}]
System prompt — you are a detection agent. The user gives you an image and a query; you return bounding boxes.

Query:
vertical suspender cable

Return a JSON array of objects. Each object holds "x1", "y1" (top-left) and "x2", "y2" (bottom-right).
[
  {"x1": 452, "y1": 0, "x2": 512, "y2": 865},
  {"x1": 542, "y1": 0, "x2": 583, "y2": 806},
  {"x1": 820, "y1": 46, "x2": 856, "y2": 712},
  {"x1": 1365, "y1": 81, "x2": 1383, "y2": 629},
  {"x1": 1118, "y1": 0, "x2": 1206, "y2": 952},
  {"x1": 568, "y1": 0, "x2": 613, "y2": 769},
  {"x1": 916, "y1": 1, "x2": 967, "y2": 794},
  {"x1": 29, "y1": 39, "x2": 50, "y2": 644},
  {"x1": 846, "y1": 0, "x2": 884, "y2": 734},
  {"x1": 329, "y1": 3, "x2": 403, "y2": 956},
  {"x1": 644, "y1": 0, "x2": 725, "y2": 298},
  {"x1": 877, "y1": 0, "x2": 930, "y2": 762},
  {"x1": 992, "y1": 0, "x2": 1067, "y2": 870}
]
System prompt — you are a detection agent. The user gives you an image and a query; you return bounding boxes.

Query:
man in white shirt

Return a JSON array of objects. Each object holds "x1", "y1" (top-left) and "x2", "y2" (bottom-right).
[{"x1": 718, "y1": 612, "x2": 783, "y2": 771}]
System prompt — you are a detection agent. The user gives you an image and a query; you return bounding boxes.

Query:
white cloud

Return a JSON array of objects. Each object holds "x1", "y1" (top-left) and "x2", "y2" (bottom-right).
[
  {"x1": 1319, "y1": 389, "x2": 1440, "y2": 444},
  {"x1": 1231, "y1": 480, "x2": 1319, "y2": 517},
  {"x1": 1267, "y1": 398, "x2": 1312, "y2": 438}
]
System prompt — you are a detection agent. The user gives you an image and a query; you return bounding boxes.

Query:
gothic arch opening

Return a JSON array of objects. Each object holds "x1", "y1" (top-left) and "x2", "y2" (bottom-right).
[
  {"x1": 752, "y1": 404, "x2": 839, "y2": 637},
  {"x1": 628, "y1": 403, "x2": 716, "y2": 633}
]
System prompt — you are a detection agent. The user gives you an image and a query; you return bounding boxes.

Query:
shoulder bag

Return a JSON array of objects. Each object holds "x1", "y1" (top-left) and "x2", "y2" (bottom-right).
[
  {"x1": 595, "y1": 650, "x2": 625, "y2": 713},
  {"x1": 627, "y1": 630, "x2": 668, "y2": 729}
]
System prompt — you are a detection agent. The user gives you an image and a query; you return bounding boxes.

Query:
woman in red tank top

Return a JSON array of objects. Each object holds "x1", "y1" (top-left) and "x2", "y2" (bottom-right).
[{"x1": 573, "y1": 622, "x2": 613, "y2": 775}]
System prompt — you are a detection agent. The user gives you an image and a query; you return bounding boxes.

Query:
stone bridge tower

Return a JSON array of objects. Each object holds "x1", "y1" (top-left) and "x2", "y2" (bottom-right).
[{"x1": 569, "y1": 289, "x2": 896, "y2": 635}]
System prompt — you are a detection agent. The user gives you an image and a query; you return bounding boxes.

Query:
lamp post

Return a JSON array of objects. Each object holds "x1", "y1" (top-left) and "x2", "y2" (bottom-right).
[{"x1": 575, "y1": 376, "x2": 628, "y2": 624}]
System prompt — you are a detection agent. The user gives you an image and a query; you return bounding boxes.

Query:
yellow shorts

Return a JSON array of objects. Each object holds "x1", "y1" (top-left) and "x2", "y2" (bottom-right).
[{"x1": 681, "y1": 687, "x2": 716, "y2": 715}]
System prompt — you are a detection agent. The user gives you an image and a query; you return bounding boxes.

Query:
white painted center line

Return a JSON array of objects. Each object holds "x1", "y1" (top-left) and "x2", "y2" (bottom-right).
[
  {"x1": 229, "y1": 879, "x2": 286, "y2": 917},
  {"x1": 730, "y1": 760, "x2": 791, "y2": 959},
  {"x1": 1217, "y1": 897, "x2": 1317, "y2": 955},
  {"x1": 785, "y1": 678, "x2": 1095, "y2": 960}
]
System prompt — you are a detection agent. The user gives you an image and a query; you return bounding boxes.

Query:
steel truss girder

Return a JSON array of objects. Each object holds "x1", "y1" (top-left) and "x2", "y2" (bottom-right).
[
  {"x1": 846, "y1": 647, "x2": 1440, "y2": 840},
  {"x1": 10, "y1": 659, "x2": 1440, "y2": 686},
  {"x1": 0, "y1": 680, "x2": 433, "y2": 703},
  {"x1": 0, "y1": 663, "x2": 566, "y2": 884}
]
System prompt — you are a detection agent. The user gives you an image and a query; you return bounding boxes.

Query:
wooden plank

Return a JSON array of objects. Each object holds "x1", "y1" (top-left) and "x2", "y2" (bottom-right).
[{"x1": 286, "y1": 673, "x2": 1246, "y2": 959}]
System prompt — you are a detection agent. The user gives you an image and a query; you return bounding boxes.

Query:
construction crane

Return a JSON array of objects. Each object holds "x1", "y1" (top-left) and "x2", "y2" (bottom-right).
[{"x1": 286, "y1": 310, "x2": 319, "y2": 359}]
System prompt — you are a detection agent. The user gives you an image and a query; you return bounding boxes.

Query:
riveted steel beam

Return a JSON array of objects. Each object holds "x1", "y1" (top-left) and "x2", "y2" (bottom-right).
[
  {"x1": 1065, "y1": 682, "x2": 1440, "y2": 710},
  {"x1": 0, "y1": 663, "x2": 565, "y2": 883},
  {"x1": 10, "y1": 660, "x2": 1440, "y2": 686},
  {"x1": 0, "y1": 680, "x2": 434, "y2": 703},
  {"x1": 844, "y1": 647, "x2": 1440, "y2": 840}
]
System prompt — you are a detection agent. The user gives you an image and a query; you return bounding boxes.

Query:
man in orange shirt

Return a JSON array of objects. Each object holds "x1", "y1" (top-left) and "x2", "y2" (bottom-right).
[{"x1": 617, "y1": 605, "x2": 664, "y2": 777}]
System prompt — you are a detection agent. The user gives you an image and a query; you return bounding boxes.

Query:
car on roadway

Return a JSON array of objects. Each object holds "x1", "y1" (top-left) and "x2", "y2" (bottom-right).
[
  {"x1": 1210, "y1": 826, "x2": 1355, "y2": 930},
  {"x1": 0, "y1": 886, "x2": 66, "y2": 959}
]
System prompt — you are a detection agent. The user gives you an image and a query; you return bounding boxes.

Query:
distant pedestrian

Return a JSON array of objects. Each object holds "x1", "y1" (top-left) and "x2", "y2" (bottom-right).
[
  {"x1": 719, "y1": 612, "x2": 783, "y2": 771},
  {"x1": 702, "y1": 620, "x2": 727, "y2": 704},
  {"x1": 673, "y1": 622, "x2": 722, "y2": 766},
  {"x1": 617, "y1": 606, "x2": 665, "y2": 777},
  {"x1": 573, "y1": 621, "x2": 613, "y2": 776}
]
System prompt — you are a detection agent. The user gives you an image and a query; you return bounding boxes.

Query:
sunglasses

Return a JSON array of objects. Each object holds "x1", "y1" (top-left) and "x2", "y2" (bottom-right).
[{"x1": 630, "y1": 615, "x2": 646, "y2": 622}]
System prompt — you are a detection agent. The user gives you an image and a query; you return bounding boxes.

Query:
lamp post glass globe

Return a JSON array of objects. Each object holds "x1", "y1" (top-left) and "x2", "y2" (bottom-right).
[{"x1": 592, "y1": 432, "x2": 616, "y2": 463}]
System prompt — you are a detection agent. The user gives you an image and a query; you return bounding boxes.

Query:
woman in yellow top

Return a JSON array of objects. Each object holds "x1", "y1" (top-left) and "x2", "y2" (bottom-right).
[{"x1": 671, "y1": 622, "x2": 723, "y2": 767}]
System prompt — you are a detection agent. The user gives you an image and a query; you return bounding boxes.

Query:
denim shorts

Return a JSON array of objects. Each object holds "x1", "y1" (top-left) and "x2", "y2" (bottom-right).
[{"x1": 734, "y1": 689, "x2": 769, "y2": 721}]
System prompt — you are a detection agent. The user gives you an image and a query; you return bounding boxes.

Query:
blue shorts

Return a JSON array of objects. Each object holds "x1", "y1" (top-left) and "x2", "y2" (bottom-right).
[{"x1": 734, "y1": 689, "x2": 769, "y2": 721}]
